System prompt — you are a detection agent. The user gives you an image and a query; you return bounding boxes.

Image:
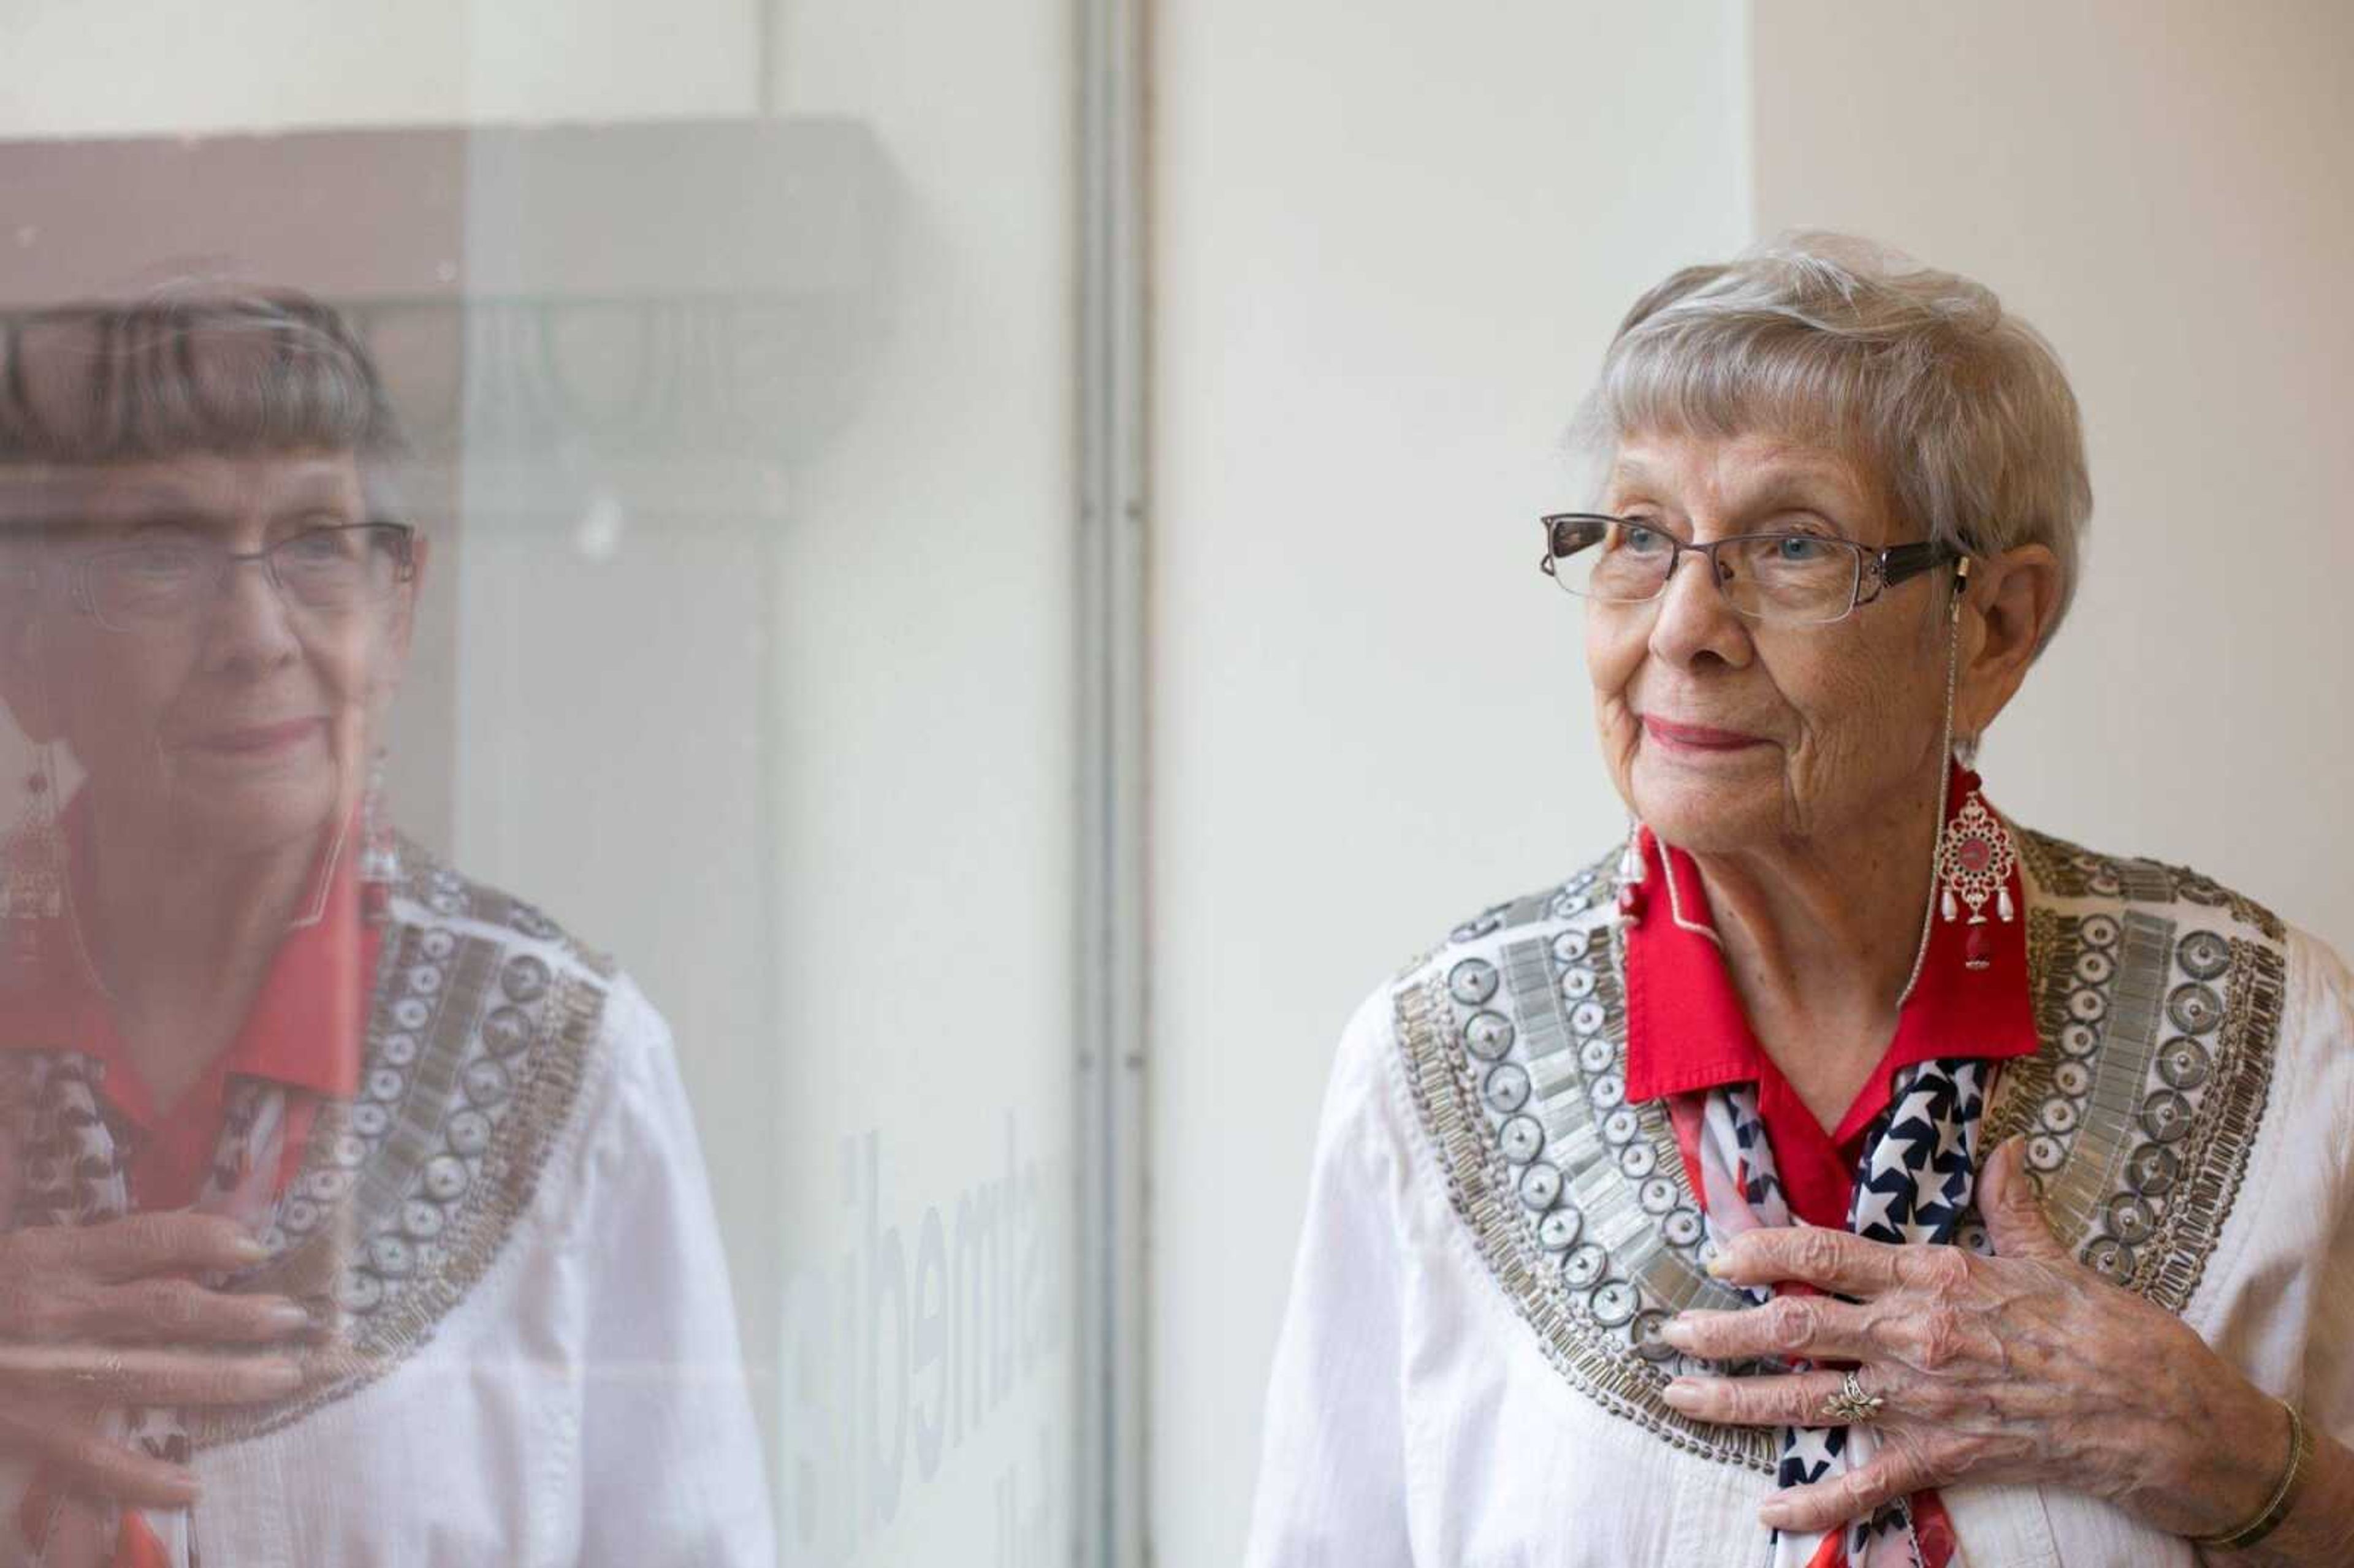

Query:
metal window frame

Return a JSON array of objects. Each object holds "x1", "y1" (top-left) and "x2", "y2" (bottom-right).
[{"x1": 1075, "y1": 0, "x2": 1150, "y2": 1560}]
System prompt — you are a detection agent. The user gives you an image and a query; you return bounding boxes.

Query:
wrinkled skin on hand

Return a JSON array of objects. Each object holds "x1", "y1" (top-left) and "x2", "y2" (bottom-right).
[
  {"x1": 0, "y1": 1213, "x2": 318, "y2": 1507},
  {"x1": 1657, "y1": 1136, "x2": 2287, "y2": 1542}
]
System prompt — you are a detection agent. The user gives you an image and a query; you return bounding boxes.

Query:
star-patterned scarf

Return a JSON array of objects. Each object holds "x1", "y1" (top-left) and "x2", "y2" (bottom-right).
[{"x1": 1689, "y1": 1059, "x2": 1990, "y2": 1568}]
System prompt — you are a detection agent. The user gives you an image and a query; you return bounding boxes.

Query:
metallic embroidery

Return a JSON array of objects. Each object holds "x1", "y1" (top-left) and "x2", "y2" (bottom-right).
[
  {"x1": 1395, "y1": 853, "x2": 1772, "y2": 1472},
  {"x1": 1984, "y1": 832, "x2": 2287, "y2": 1312},
  {"x1": 192, "y1": 843, "x2": 613, "y2": 1448},
  {"x1": 1396, "y1": 830, "x2": 2291, "y2": 1471}
]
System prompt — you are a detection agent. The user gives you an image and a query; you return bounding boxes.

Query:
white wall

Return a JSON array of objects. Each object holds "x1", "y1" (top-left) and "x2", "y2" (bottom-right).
[
  {"x1": 1753, "y1": 0, "x2": 2354, "y2": 955},
  {"x1": 1152, "y1": 1, "x2": 2354, "y2": 1559},
  {"x1": 1149, "y1": 3, "x2": 1750, "y2": 1560}
]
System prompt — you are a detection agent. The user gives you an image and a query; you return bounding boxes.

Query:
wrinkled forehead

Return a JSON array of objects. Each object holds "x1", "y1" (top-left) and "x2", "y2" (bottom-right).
[
  {"x1": 1604, "y1": 425, "x2": 1910, "y2": 538},
  {"x1": 0, "y1": 451, "x2": 367, "y2": 543}
]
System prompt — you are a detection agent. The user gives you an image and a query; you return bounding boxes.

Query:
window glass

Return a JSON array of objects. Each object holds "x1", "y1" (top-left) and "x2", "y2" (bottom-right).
[{"x1": 0, "y1": 6, "x2": 1078, "y2": 1564}]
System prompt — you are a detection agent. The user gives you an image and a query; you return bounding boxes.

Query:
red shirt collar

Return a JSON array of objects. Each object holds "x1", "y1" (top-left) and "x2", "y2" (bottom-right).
[
  {"x1": 0, "y1": 792, "x2": 370, "y2": 1127},
  {"x1": 1621, "y1": 764, "x2": 2038, "y2": 1225}
]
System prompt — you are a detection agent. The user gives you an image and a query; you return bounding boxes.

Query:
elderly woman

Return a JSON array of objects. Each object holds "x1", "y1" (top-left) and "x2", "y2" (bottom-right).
[
  {"x1": 1244, "y1": 239, "x2": 2354, "y2": 1566},
  {"x1": 0, "y1": 294, "x2": 772, "y2": 1563}
]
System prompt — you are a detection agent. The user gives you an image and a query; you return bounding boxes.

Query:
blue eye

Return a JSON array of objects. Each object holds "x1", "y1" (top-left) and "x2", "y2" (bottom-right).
[
  {"x1": 1774, "y1": 536, "x2": 1827, "y2": 563},
  {"x1": 1618, "y1": 523, "x2": 1669, "y2": 554}
]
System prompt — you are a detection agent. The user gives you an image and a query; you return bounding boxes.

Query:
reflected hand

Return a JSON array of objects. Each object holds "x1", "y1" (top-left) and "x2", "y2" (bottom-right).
[
  {"x1": 0, "y1": 1214, "x2": 314, "y2": 1507},
  {"x1": 1655, "y1": 1137, "x2": 2286, "y2": 1543}
]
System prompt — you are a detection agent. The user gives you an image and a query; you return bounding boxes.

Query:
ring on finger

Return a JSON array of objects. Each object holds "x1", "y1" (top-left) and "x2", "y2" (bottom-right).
[
  {"x1": 70, "y1": 1353, "x2": 126, "y2": 1390},
  {"x1": 1819, "y1": 1368, "x2": 1884, "y2": 1425}
]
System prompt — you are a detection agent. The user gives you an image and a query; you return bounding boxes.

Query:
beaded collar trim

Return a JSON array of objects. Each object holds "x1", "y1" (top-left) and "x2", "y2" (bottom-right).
[
  {"x1": 189, "y1": 842, "x2": 615, "y2": 1448},
  {"x1": 1392, "y1": 831, "x2": 2288, "y2": 1471}
]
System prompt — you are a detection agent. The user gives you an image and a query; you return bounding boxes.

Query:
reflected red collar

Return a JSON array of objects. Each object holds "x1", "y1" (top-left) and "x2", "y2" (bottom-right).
[
  {"x1": 1620, "y1": 766, "x2": 2038, "y2": 1220},
  {"x1": 0, "y1": 793, "x2": 370, "y2": 1127}
]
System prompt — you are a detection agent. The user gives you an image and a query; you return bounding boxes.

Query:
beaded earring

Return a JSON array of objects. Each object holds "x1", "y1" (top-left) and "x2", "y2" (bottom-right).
[
  {"x1": 1935, "y1": 783, "x2": 2017, "y2": 972},
  {"x1": 0, "y1": 747, "x2": 65, "y2": 981},
  {"x1": 359, "y1": 748, "x2": 400, "y2": 924},
  {"x1": 1615, "y1": 820, "x2": 1648, "y2": 927}
]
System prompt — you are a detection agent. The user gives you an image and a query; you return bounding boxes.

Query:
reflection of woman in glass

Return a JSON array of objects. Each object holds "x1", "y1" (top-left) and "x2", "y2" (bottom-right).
[
  {"x1": 1247, "y1": 239, "x2": 2353, "y2": 1565},
  {"x1": 0, "y1": 295, "x2": 772, "y2": 1564}
]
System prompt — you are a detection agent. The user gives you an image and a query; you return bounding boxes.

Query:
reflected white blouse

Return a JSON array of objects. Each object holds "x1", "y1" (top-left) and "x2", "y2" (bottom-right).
[
  {"x1": 1244, "y1": 835, "x2": 2354, "y2": 1567},
  {"x1": 178, "y1": 881, "x2": 777, "y2": 1564}
]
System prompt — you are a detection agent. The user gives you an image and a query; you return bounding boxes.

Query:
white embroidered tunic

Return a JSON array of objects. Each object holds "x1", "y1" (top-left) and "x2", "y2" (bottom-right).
[
  {"x1": 180, "y1": 972, "x2": 776, "y2": 1565},
  {"x1": 1243, "y1": 833, "x2": 2354, "y2": 1567}
]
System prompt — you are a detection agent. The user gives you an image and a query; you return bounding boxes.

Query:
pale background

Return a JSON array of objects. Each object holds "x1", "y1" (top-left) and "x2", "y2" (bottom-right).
[
  {"x1": 3, "y1": 1, "x2": 2350, "y2": 1564},
  {"x1": 1154, "y1": 1, "x2": 2354, "y2": 1562}
]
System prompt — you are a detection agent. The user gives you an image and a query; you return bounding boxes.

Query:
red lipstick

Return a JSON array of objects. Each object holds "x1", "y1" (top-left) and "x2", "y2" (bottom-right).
[
  {"x1": 1640, "y1": 715, "x2": 1766, "y2": 753},
  {"x1": 186, "y1": 717, "x2": 326, "y2": 758}
]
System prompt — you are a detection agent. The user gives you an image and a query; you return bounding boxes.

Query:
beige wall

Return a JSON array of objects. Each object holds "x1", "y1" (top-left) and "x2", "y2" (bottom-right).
[{"x1": 1753, "y1": 0, "x2": 2354, "y2": 955}]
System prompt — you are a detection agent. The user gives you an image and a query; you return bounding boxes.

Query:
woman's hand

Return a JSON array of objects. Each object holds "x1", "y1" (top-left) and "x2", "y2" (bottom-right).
[
  {"x1": 0, "y1": 1213, "x2": 316, "y2": 1507},
  {"x1": 1655, "y1": 1136, "x2": 2288, "y2": 1543}
]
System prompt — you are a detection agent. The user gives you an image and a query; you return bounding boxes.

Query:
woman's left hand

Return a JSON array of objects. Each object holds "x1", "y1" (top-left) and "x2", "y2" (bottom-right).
[{"x1": 1655, "y1": 1135, "x2": 2288, "y2": 1541}]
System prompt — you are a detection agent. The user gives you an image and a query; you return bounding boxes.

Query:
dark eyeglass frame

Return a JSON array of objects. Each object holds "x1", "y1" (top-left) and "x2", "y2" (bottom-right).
[
  {"x1": 1536, "y1": 511, "x2": 1964, "y2": 625},
  {"x1": 63, "y1": 520, "x2": 420, "y2": 633}
]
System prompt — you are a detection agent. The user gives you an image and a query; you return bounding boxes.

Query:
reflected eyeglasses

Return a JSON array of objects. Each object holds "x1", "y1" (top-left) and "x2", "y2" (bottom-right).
[{"x1": 59, "y1": 522, "x2": 419, "y2": 633}]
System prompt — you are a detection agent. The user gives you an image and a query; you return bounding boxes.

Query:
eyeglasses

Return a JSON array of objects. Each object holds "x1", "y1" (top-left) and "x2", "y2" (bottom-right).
[
  {"x1": 65, "y1": 522, "x2": 418, "y2": 633},
  {"x1": 1537, "y1": 512, "x2": 1961, "y2": 626}
]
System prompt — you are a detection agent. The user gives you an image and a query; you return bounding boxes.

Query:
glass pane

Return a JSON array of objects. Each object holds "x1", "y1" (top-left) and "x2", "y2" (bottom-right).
[{"x1": 0, "y1": 5, "x2": 1080, "y2": 1564}]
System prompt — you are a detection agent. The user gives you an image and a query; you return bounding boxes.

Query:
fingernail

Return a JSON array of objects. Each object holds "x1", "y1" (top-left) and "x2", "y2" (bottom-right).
[
  {"x1": 167, "y1": 1469, "x2": 202, "y2": 1505},
  {"x1": 229, "y1": 1234, "x2": 270, "y2": 1264},
  {"x1": 1658, "y1": 1316, "x2": 1693, "y2": 1348},
  {"x1": 262, "y1": 1301, "x2": 312, "y2": 1334},
  {"x1": 1660, "y1": 1377, "x2": 1703, "y2": 1409},
  {"x1": 260, "y1": 1357, "x2": 305, "y2": 1392},
  {"x1": 1705, "y1": 1254, "x2": 1735, "y2": 1279},
  {"x1": 1760, "y1": 1502, "x2": 1793, "y2": 1529}
]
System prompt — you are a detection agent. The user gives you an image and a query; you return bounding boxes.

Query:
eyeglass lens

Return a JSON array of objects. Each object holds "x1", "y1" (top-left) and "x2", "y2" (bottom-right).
[{"x1": 1546, "y1": 517, "x2": 1863, "y2": 625}]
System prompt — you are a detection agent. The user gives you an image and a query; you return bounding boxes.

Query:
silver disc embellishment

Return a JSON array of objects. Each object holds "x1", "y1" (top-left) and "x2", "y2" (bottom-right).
[
  {"x1": 1464, "y1": 1010, "x2": 1515, "y2": 1061},
  {"x1": 1449, "y1": 958, "x2": 1500, "y2": 1006}
]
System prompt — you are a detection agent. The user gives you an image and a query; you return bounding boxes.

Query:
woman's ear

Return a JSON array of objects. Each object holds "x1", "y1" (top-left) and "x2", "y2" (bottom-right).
[{"x1": 1956, "y1": 543, "x2": 2062, "y2": 739}]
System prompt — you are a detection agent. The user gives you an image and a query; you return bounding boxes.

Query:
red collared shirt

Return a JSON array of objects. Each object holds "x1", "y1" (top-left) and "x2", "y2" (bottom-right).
[
  {"x1": 0, "y1": 796, "x2": 372, "y2": 1211},
  {"x1": 1621, "y1": 768, "x2": 2039, "y2": 1227}
]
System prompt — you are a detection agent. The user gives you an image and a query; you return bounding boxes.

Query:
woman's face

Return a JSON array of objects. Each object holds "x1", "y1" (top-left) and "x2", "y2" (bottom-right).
[
  {"x1": 2, "y1": 449, "x2": 423, "y2": 862},
  {"x1": 1585, "y1": 428, "x2": 1952, "y2": 854}
]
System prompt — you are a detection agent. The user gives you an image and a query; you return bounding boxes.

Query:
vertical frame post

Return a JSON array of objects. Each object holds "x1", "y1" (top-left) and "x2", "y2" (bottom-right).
[{"x1": 1075, "y1": 0, "x2": 1149, "y2": 1559}]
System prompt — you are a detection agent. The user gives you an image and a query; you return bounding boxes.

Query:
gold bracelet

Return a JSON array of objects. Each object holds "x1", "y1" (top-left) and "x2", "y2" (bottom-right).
[{"x1": 2189, "y1": 1399, "x2": 2313, "y2": 1553}]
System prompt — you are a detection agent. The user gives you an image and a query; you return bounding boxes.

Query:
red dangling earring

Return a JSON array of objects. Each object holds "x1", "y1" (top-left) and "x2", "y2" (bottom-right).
[
  {"x1": 1, "y1": 748, "x2": 66, "y2": 983},
  {"x1": 1616, "y1": 822, "x2": 1648, "y2": 926},
  {"x1": 359, "y1": 748, "x2": 400, "y2": 924},
  {"x1": 1936, "y1": 782, "x2": 2017, "y2": 972}
]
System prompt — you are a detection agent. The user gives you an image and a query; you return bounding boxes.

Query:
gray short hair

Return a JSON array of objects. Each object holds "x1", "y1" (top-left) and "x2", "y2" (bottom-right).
[{"x1": 1575, "y1": 234, "x2": 2092, "y2": 649}]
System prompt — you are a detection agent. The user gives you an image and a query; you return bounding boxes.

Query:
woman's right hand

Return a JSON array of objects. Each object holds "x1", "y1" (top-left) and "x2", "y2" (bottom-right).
[{"x1": 0, "y1": 1213, "x2": 315, "y2": 1507}]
